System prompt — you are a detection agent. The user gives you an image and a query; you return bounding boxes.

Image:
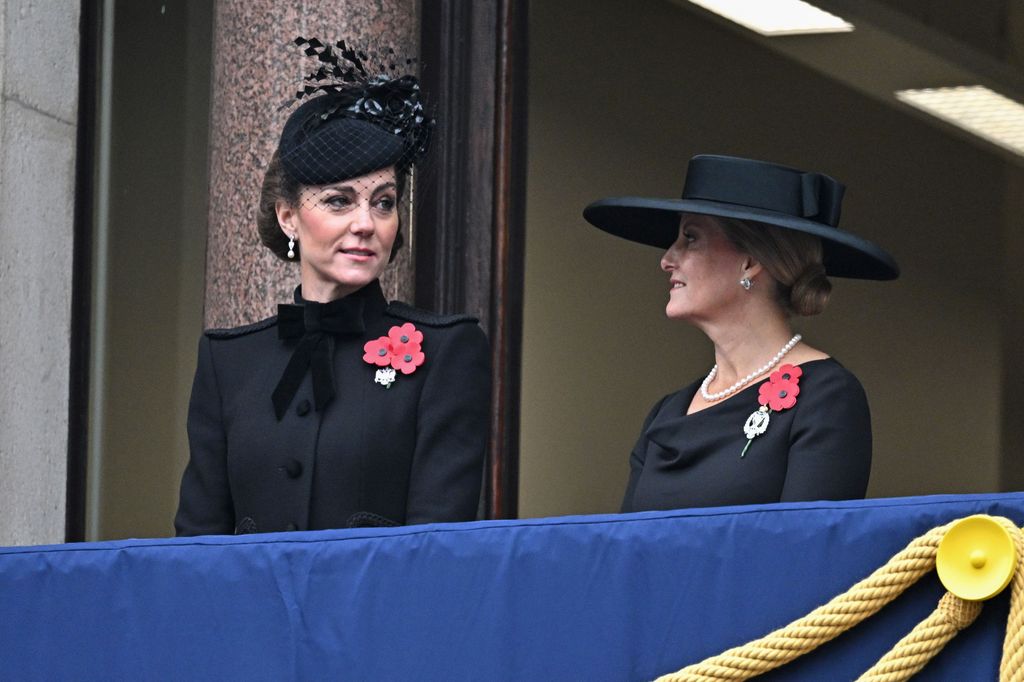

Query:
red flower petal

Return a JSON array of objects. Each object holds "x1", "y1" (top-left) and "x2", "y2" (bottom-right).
[
  {"x1": 391, "y1": 348, "x2": 425, "y2": 374},
  {"x1": 362, "y1": 337, "x2": 393, "y2": 366},
  {"x1": 388, "y1": 322, "x2": 423, "y2": 347},
  {"x1": 770, "y1": 363, "x2": 803, "y2": 385},
  {"x1": 769, "y1": 380, "x2": 800, "y2": 410},
  {"x1": 390, "y1": 340, "x2": 420, "y2": 361},
  {"x1": 758, "y1": 378, "x2": 800, "y2": 410}
]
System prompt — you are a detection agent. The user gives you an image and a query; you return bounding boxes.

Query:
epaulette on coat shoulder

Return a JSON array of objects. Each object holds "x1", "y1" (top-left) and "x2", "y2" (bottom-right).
[
  {"x1": 385, "y1": 302, "x2": 478, "y2": 328},
  {"x1": 204, "y1": 316, "x2": 278, "y2": 339}
]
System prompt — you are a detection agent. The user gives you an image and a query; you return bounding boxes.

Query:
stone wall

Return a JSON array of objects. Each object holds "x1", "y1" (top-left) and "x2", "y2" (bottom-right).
[{"x1": 0, "y1": 0, "x2": 80, "y2": 545}]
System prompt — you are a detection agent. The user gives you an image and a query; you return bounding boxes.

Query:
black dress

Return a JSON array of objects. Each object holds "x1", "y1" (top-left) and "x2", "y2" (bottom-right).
[
  {"x1": 622, "y1": 359, "x2": 871, "y2": 512},
  {"x1": 175, "y1": 280, "x2": 490, "y2": 536}
]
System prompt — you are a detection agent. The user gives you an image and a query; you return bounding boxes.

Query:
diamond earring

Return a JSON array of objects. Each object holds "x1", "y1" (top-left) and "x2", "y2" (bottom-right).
[
  {"x1": 287, "y1": 235, "x2": 296, "y2": 259},
  {"x1": 740, "y1": 277, "x2": 752, "y2": 291}
]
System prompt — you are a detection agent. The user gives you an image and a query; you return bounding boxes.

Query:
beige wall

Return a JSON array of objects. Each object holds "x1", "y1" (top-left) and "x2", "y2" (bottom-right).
[{"x1": 520, "y1": 0, "x2": 1016, "y2": 518}]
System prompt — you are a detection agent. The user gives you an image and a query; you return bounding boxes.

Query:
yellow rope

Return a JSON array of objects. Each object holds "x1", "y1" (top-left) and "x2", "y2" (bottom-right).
[
  {"x1": 1000, "y1": 518, "x2": 1024, "y2": 682},
  {"x1": 856, "y1": 592, "x2": 982, "y2": 681},
  {"x1": 654, "y1": 518, "x2": 1024, "y2": 682}
]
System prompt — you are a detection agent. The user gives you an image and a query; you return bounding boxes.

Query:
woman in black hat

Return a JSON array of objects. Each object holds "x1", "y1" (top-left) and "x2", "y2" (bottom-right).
[
  {"x1": 584, "y1": 154, "x2": 898, "y2": 512},
  {"x1": 175, "y1": 39, "x2": 489, "y2": 536}
]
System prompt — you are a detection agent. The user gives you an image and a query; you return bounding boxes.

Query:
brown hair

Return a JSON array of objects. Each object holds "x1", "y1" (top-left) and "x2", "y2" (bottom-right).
[
  {"x1": 256, "y1": 151, "x2": 407, "y2": 262},
  {"x1": 715, "y1": 216, "x2": 832, "y2": 316}
]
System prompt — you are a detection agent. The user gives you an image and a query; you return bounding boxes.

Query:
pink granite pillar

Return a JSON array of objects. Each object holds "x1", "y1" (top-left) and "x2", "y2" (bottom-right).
[{"x1": 204, "y1": 1, "x2": 418, "y2": 328}]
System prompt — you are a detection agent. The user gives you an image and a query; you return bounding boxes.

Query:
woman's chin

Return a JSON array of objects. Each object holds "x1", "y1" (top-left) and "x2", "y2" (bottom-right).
[
  {"x1": 665, "y1": 302, "x2": 690, "y2": 320},
  {"x1": 325, "y1": 267, "x2": 381, "y2": 291}
]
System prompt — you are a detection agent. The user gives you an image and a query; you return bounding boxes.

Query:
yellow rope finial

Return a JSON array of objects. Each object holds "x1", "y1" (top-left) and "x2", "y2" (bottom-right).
[{"x1": 654, "y1": 515, "x2": 1024, "y2": 682}]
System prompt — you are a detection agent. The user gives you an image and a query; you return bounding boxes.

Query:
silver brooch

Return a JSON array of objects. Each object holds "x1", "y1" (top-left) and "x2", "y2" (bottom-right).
[
  {"x1": 374, "y1": 367, "x2": 397, "y2": 389},
  {"x1": 741, "y1": 406, "x2": 770, "y2": 458}
]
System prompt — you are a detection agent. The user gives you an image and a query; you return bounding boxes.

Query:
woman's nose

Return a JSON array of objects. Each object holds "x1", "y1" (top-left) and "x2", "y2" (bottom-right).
[
  {"x1": 660, "y1": 250, "x2": 675, "y2": 272},
  {"x1": 349, "y1": 204, "x2": 375, "y2": 234}
]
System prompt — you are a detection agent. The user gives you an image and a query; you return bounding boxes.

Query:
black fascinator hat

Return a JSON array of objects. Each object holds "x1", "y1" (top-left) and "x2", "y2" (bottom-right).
[
  {"x1": 583, "y1": 155, "x2": 899, "y2": 280},
  {"x1": 276, "y1": 37, "x2": 434, "y2": 186}
]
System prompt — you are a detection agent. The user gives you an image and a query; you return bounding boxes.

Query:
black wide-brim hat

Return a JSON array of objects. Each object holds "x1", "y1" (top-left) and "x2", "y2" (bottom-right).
[{"x1": 583, "y1": 154, "x2": 899, "y2": 280}]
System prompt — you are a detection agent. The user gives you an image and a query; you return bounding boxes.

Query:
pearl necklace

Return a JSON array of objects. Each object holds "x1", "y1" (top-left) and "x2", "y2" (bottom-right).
[{"x1": 700, "y1": 334, "x2": 802, "y2": 402}]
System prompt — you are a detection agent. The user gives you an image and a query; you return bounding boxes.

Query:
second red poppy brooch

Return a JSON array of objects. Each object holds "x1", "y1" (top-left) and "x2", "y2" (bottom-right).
[
  {"x1": 362, "y1": 322, "x2": 425, "y2": 388},
  {"x1": 741, "y1": 363, "x2": 802, "y2": 458}
]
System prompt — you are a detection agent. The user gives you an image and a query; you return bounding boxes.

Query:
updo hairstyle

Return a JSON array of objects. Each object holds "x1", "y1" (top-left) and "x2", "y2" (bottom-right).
[{"x1": 716, "y1": 216, "x2": 832, "y2": 316}]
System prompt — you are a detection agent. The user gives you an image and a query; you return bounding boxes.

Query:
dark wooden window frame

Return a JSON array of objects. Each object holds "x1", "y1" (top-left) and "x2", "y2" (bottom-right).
[
  {"x1": 66, "y1": 0, "x2": 101, "y2": 542},
  {"x1": 417, "y1": 0, "x2": 528, "y2": 519}
]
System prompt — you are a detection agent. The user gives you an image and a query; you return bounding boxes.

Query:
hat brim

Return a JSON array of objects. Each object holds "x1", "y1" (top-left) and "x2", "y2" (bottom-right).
[{"x1": 583, "y1": 197, "x2": 898, "y2": 280}]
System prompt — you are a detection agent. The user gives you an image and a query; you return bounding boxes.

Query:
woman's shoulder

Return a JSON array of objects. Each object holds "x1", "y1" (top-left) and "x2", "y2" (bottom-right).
[
  {"x1": 798, "y1": 357, "x2": 864, "y2": 388},
  {"x1": 646, "y1": 381, "x2": 700, "y2": 422},
  {"x1": 383, "y1": 301, "x2": 480, "y2": 329},
  {"x1": 383, "y1": 302, "x2": 489, "y2": 373},
  {"x1": 793, "y1": 358, "x2": 869, "y2": 412},
  {"x1": 203, "y1": 315, "x2": 278, "y2": 341}
]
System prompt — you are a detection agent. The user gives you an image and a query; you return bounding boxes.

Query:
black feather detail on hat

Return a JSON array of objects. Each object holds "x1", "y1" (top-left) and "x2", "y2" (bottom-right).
[{"x1": 276, "y1": 37, "x2": 434, "y2": 185}]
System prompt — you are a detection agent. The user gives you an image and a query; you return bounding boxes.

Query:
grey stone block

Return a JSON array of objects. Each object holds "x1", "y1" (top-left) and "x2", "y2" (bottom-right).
[
  {"x1": 0, "y1": 100, "x2": 76, "y2": 546},
  {"x1": 1, "y1": 0, "x2": 80, "y2": 123}
]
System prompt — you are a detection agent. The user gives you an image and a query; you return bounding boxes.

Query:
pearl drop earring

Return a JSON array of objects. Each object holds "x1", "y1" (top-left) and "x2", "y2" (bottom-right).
[{"x1": 287, "y1": 235, "x2": 296, "y2": 259}]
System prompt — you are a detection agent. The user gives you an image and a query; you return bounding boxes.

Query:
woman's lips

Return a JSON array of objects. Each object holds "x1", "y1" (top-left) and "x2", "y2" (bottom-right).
[{"x1": 339, "y1": 247, "x2": 375, "y2": 262}]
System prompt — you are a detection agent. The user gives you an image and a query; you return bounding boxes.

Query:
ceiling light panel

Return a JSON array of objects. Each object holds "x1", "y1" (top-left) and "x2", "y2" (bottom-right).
[
  {"x1": 895, "y1": 86, "x2": 1024, "y2": 157},
  {"x1": 687, "y1": 0, "x2": 854, "y2": 36}
]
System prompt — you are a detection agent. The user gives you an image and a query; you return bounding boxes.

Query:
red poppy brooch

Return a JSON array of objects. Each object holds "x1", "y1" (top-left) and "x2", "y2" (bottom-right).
[
  {"x1": 741, "y1": 364, "x2": 802, "y2": 458},
  {"x1": 362, "y1": 323, "x2": 425, "y2": 388}
]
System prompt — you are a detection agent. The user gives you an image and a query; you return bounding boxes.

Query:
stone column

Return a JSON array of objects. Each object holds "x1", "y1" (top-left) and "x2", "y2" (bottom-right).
[
  {"x1": 204, "y1": 1, "x2": 418, "y2": 328},
  {"x1": 0, "y1": 0, "x2": 80, "y2": 545}
]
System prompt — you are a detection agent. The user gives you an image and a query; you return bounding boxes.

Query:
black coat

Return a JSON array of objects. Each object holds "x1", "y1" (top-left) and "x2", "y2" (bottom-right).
[{"x1": 175, "y1": 281, "x2": 490, "y2": 536}]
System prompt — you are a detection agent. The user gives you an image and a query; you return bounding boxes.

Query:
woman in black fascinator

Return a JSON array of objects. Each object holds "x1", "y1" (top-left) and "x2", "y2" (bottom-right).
[
  {"x1": 584, "y1": 154, "x2": 899, "y2": 512},
  {"x1": 175, "y1": 39, "x2": 489, "y2": 536}
]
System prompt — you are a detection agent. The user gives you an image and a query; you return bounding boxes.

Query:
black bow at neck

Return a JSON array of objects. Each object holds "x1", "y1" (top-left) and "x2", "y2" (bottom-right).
[{"x1": 271, "y1": 281, "x2": 383, "y2": 420}]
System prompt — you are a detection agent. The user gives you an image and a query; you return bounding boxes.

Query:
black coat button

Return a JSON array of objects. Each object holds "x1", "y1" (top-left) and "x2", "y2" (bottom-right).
[
  {"x1": 283, "y1": 458, "x2": 303, "y2": 478},
  {"x1": 296, "y1": 399, "x2": 311, "y2": 416},
  {"x1": 285, "y1": 522, "x2": 298, "y2": 532}
]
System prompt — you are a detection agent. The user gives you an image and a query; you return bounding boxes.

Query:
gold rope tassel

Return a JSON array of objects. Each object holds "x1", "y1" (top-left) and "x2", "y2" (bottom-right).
[
  {"x1": 656, "y1": 517, "x2": 1024, "y2": 682},
  {"x1": 856, "y1": 592, "x2": 982, "y2": 682},
  {"x1": 655, "y1": 523, "x2": 951, "y2": 682}
]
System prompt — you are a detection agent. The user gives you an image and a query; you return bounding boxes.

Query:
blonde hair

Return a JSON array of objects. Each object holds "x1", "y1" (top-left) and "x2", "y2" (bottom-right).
[{"x1": 715, "y1": 216, "x2": 831, "y2": 316}]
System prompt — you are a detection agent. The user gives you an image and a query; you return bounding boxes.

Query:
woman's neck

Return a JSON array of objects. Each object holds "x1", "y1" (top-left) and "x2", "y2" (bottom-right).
[
  {"x1": 701, "y1": 315, "x2": 797, "y2": 389},
  {"x1": 299, "y1": 278, "x2": 360, "y2": 303}
]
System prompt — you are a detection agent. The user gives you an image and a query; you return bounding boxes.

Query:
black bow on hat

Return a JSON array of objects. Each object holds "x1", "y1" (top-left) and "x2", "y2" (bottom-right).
[
  {"x1": 271, "y1": 292, "x2": 366, "y2": 420},
  {"x1": 582, "y1": 154, "x2": 898, "y2": 280}
]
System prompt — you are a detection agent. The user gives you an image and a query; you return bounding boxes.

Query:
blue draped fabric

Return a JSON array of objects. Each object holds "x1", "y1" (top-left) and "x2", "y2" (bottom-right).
[{"x1": 2, "y1": 493, "x2": 1022, "y2": 681}]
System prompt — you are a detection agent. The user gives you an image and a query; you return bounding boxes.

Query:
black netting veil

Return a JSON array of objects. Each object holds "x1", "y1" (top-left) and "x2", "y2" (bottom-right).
[
  {"x1": 267, "y1": 37, "x2": 434, "y2": 261},
  {"x1": 276, "y1": 37, "x2": 434, "y2": 193}
]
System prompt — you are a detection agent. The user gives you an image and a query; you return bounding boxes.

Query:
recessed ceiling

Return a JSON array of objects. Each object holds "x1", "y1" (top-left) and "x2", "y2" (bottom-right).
[{"x1": 669, "y1": 0, "x2": 1024, "y2": 164}]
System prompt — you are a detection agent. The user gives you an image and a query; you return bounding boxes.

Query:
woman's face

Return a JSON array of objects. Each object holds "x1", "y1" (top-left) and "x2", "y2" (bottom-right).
[
  {"x1": 660, "y1": 214, "x2": 753, "y2": 322},
  {"x1": 277, "y1": 167, "x2": 400, "y2": 301}
]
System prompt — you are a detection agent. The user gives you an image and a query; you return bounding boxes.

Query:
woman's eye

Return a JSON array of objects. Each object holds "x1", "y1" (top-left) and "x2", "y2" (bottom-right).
[
  {"x1": 374, "y1": 196, "x2": 397, "y2": 212},
  {"x1": 683, "y1": 231, "x2": 696, "y2": 243},
  {"x1": 323, "y1": 194, "x2": 352, "y2": 209}
]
